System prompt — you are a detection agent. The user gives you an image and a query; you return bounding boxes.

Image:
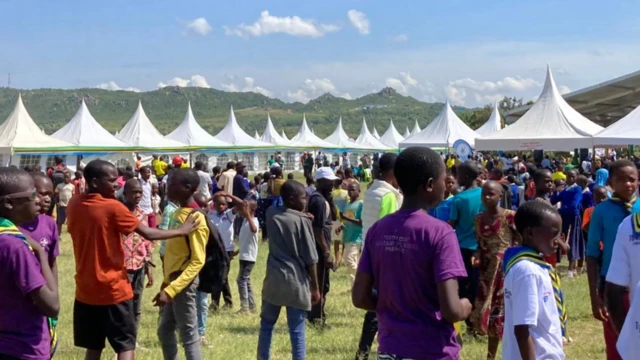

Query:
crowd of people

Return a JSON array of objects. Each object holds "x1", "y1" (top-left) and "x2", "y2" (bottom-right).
[{"x1": 2, "y1": 147, "x2": 640, "y2": 360}]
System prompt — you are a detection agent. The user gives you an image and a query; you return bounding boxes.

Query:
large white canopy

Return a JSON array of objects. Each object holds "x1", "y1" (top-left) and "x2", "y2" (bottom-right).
[
  {"x1": 324, "y1": 117, "x2": 367, "y2": 149},
  {"x1": 213, "y1": 106, "x2": 271, "y2": 148},
  {"x1": 355, "y1": 118, "x2": 392, "y2": 150},
  {"x1": 52, "y1": 99, "x2": 131, "y2": 149},
  {"x1": 288, "y1": 115, "x2": 337, "y2": 149},
  {"x1": 259, "y1": 114, "x2": 290, "y2": 146},
  {"x1": 401, "y1": 101, "x2": 480, "y2": 149},
  {"x1": 372, "y1": 126, "x2": 381, "y2": 139},
  {"x1": 281, "y1": 129, "x2": 290, "y2": 142},
  {"x1": 0, "y1": 94, "x2": 73, "y2": 151},
  {"x1": 166, "y1": 102, "x2": 228, "y2": 148},
  {"x1": 254, "y1": 131, "x2": 260, "y2": 140},
  {"x1": 476, "y1": 66, "x2": 603, "y2": 151},
  {"x1": 117, "y1": 101, "x2": 186, "y2": 150},
  {"x1": 403, "y1": 127, "x2": 411, "y2": 139},
  {"x1": 475, "y1": 102, "x2": 502, "y2": 137},
  {"x1": 410, "y1": 120, "x2": 421, "y2": 136},
  {"x1": 379, "y1": 119, "x2": 404, "y2": 148},
  {"x1": 594, "y1": 105, "x2": 640, "y2": 146}
]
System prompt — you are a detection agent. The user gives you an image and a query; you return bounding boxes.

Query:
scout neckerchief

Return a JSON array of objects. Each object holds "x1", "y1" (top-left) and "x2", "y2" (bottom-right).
[
  {"x1": 503, "y1": 246, "x2": 567, "y2": 338},
  {"x1": 609, "y1": 195, "x2": 637, "y2": 215},
  {"x1": 0, "y1": 217, "x2": 58, "y2": 358}
]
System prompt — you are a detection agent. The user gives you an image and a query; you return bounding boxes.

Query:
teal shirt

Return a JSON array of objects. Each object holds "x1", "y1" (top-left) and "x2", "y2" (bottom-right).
[
  {"x1": 342, "y1": 200, "x2": 364, "y2": 244},
  {"x1": 450, "y1": 187, "x2": 485, "y2": 250},
  {"x1": 158, "y1": 202, "x2": 179, "y2": 257}
]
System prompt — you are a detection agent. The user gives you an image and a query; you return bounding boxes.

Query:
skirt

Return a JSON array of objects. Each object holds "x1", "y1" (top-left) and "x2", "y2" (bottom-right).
[{"x1": 562, "y1": 212, "x2": 585, "y2": 262}]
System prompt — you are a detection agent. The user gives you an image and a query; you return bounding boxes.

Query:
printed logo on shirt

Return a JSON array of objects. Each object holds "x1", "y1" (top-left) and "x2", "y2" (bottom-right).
[
  {"x1": 629, "y1": 235, "x2": 640, "y2": 246},
  {"x1": 543, "y1": 291, "x2": 551, "y2": 303},
  {"x1": 39, "y1": 238, "x2": 50, "y2": 251},
  {"x1": 504, "y1": 289, "x2": 512, "y2": 299}
]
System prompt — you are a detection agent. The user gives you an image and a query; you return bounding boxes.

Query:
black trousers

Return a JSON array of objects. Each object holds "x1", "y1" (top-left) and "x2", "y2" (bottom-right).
[
  {"x1": 459, "y1": 248, "x2": 479, "y2": 328},
  {"x1": 356, "y1": 310, "x2": 378, "y2": 360},
  {"x1": 211, "y1": 251, "x2": 234, "y2": 309},
  {"x1": 126, "y1": 267, "x2": 146, "y2": 330},
  {"x1": 308, "y1": 252, "x2": 330, "y2": 324}
]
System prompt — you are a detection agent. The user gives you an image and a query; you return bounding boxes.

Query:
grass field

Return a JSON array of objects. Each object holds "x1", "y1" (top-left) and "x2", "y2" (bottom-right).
[{"x1": 51, "y1": 179, "x2": 609, "y2": 359}]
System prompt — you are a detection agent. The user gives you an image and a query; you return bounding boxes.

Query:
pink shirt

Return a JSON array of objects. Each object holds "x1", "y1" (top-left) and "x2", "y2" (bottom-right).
[{"x1": 122, "y1": 206, "x2": 153, "y2": 271}]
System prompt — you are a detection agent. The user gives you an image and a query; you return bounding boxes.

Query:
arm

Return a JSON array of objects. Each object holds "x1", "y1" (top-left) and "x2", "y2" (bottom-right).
[
  {"x1": 514, "y1": 325, "x2": 536, "y2": 360},
  {"x1": 340, "y1": 213, "x2": 362, "y2": 226},
  {"x1": 550, "y1": 191, "x2": 560, "y2": 205},
  {"x1": 307, "y1": 264, "x2": 320, "y2": 304},
  {"x1": 352, "y1": 271, "x2": 376, "y2": 311},
  {"x1": 605, "y1": 283, "x2": 628, "y2": 334},
  {"x1": 309, "y1": 196, "x2": 332, "y2": 264},
  {"x1": 605, "y1": 222, "x2": 632, "y2": 333},
  {"x1": 218, "y1": 191, "x2": 244, "y2": 205},
  {"x1": 586, "y1": 208, "x2": 608, "y2": 322},
  {"x1": 135, "y1": 218, "x2": 197, "y2": 241},
  {"x1": 23, "y1": 239, "x2": 59, "y2": 318},
  {"x1": 248, "y1": 217, "x2": 258, "y2": 234},
  {"x1": 437, "y1": 279, "x2": 472, "y2": 323}
]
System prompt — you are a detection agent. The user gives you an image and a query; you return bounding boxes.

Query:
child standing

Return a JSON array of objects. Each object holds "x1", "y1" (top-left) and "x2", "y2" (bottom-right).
[
  {"x1": 151, "y1": 183, "x2": 162, "y2": 218},
  {"x1": 332, "y1": 178, "x2": 348, "y2": 266},
  {"x1": 72, "y1": 170, "x2": 85, "y2": 196},
  {"x1": 428, "y1": 174, "x2": 457, "y2": 222},
  {"x1": 471, "y1": 181, "x2": 520, "y2": 360},
  {"x1": 339, "y1": 182, "x2": 363, "y2": 286},
  {"x1": 551, "y1": 169, "x2": 583, "y2": 278},
  {"x1": 237, "y1": 200, "x2": 259, "y2": 314},
  {"x1": 502, "y1": 200, "x2": 566, "y2": 360},
  {"x1": 54, "y1": 172, "x2": 74, "y2": 235},
  {"x1": 305, "y1": 175, "x2": 316, "y2": 197},
  {"x1": 257, "y1": 180, "x2": 320, "y2": 360}
]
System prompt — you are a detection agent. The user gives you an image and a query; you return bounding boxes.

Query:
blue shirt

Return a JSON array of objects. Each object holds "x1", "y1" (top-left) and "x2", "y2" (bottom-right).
[
  {"x1": 428, "y1": 196, "x2": 454, "y2": 222},
  {"x1": 551, "y1": 184, "x2": 582, "y2": 216},
  {"x1": 342, "y1": 200, "x2": 364, "y2": 244},
  {"x1": 450, "y1": 187, "x2": 485, "y2": 250},
  {"x1": 587, "y1": 199, "x2": 640, "y2": 276}
]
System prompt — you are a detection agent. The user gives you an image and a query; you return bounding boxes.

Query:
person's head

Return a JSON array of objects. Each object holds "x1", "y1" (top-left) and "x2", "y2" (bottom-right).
[
  {"x1": 281, "y1": 180, "x2": 307, "y2": 211},
  {"x1": 85, "y1": 160, "x2": 119, "y2": 198},
  {"x1": 565, "y1": 169, "x2": 577, "y2": 186},
  {"x1": 344, "y1": 167, "x2": 354, "y2": 179},
  {"x1": 137, "y1": 155, "x2": 142, "y2": 161},
  {"x1": 306, "y1": 175, "x2": 314, "y2": 186},
  {"x1": 140, "y1": 165, "x2": 151, "y2": 180},
  {"x1": 236, "y1": 162, "x2": 246, "y2": 173},
  {"x1": 254, "y1": 175, "x2": 262, "y2": 185},
  {"x1": 125, "y1": 165, "x2": 133, "y2": 172},
  {"x1": 315, "y1": 167, "x2": 339, "y2": 194},
  {"x1": 194, "y1": 161, "x2": 205, "y2": 171},
  {"x1": 63, "y1": 172, "x2": 72, "y2": 184},
  {"x1": 54, "y1": 156, "x2": 64, "y2": 166},
  {"x1": 32, "y1": 173, "x2": 53, "y2": 214},
  {"x1": 123, "y1": 170, "x2": 135, "y2": 181},
  {"x1": 335, "y1": 169, "x2": 344, "y2": 179},
  {"x1": 394, "y1": 146, "x2": 446, "y2": 209},
  {"x1": 74, "y1": 170, "x2": 83, "y2": 180},
  {"x1": 378, "y1": 153, "x2": 399, "y2": 188},
  {"x1": 287, "y1": 173, "x2": 295, "y2": 180},
  {"x1": 554, "y1": 179, "x2": 565, "y2": 189},
  {"x1": 0, "y1": 168, "x2": 40, "y2": 225},
  {"x1": 445, "y1": 174, "x2": 456, "y2": 195},
  {"x1": 262, "y1": 171, "x2": 271, "y2": 182},
  {"x1": 212, "y1": 166, "x2": 222, "y2": 176},
  {"x1": 123, "y1": 178, "x2": 143, "y2": 206},
  {"x1": 193, "y1": 192, "x2": 209, "y2": 210},
  {"x1": 506, "y1": 175, "x2": 516, "y2": 184},
  {"x1": 576, "y1": 175, "x2": 588, "y2": 189},
  {"x1": 270, "y1": 155, "x2": 274, "y2": 159},
  {"x1": 456, "y1": 161, "x2": 480, "y2": 188},
  {"x1": 245, "y1": 199, "x2": 258, "y2": 216},
  {"x1": 608, "y1": 159, "x2": 638, "y2": 202},
  {"x1": 172, "y1": 155, "x2": 183, "y2": 167},
  {"x1": 347, "y1": 182, "x2": 360, "y2": 202},
  {"x1": 481, "y1": 180, "x2": 503, "y2": 210},
  {"x1": 213, "y1": 193, "x2": 229, "y2": 214},
  {"x1": 533, "y1": 169, "x2": 553, "y2": 196},
  {"x1": 593, "y1": 185, "x2": 608, "y2": 205},
  {"x1": 515, "y1": 200, "x2": 562, "y2": 255},
  {"x1": 489, "y1": 167, "x2": 504, "y2": 181},
  {"x1": 242, "y1": 170, "x2": 248, "y2": 178},
  {"x1": 153, "y1": 154, "x2": 158, "y2": 160},
  {"x1": 226, "y1": 161, "x2": 236, "y2": 171},
  {"x1": 151, "y1": 182, "x2": 159, "y2": 195},
  {"x1": 167, "y1": 169, "x2": 200, "y2": 206},
  {"x1": 271, "y1": 166, "x2": 283, "y2": 178},
  {"x1": 333, "y1": 178, "x2": 342, "y2": 189}
]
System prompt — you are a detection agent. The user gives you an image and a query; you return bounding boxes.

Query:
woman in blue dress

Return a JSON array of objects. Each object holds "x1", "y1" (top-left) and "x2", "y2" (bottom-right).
[{"x1": 551, "y1": 168, "x2": 583, "y2": 278}]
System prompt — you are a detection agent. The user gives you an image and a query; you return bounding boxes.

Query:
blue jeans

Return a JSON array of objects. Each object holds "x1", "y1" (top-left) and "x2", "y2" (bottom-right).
[
  {"x1": 257, "y1": 301, "x2": 306, "y2": 360},
  {"x1": 196, "y1": 290, "x2": 208, "y2": 336}
]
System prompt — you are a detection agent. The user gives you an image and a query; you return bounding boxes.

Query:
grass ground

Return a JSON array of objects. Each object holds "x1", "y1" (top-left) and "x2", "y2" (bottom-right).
[{"x1": 52, "y1": 178, "x2": 608, "y2": 359}]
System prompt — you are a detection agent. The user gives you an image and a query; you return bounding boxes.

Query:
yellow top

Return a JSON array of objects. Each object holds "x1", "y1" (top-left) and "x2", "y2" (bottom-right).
[
  {"x1": 552, "y1": 171, "x2": 567, "y2": 181},
  {"x1": 446, "y1": 158, "x2": 455, "y2": 169},
  {"x1": 181, "y1": 162, "x2": 189, "y2": 169},
  {"x1": 162, "y1": 208, "x2": 209, "y2": 298},
  {"x1": 153, "y1": 159, "x2": 168, "y2": 176}
]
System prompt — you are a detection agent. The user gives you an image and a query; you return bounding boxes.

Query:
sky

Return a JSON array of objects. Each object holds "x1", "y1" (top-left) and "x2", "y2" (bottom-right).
[{"x1": 1, "y1": 0, "x2": 639, "y2": 107}]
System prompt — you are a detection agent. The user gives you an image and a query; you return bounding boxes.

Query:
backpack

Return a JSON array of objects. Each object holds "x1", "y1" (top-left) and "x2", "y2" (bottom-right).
[
  {"x1": 183, "y1": 209, "x2": 230, "y2": 294},
  {"x1": 51, "y1": 167, "x2": 66, "y2": 187}
]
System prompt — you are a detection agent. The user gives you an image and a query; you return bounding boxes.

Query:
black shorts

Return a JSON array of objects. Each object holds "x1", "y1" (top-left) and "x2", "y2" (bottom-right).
[{"x1": 73, "y1": 299, "x2": 137, "y2": 353}]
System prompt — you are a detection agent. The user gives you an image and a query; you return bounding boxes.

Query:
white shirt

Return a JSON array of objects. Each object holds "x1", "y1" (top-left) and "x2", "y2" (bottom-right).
[
  {"x1": 617, "y1": 281, "x2": 640, "y2": 359},
  {"x1": 208, "y1": 209, "x2": 236, "y2": 252},
  {"x1": 503, "y1": 260, "x2": 565, "y2": 360},
  {"x1": 606, "y1": 215, "x2": 640, "y2": 301},
  {"x1": 197, "y1": 170, "x2": 212, "y2": 199},
  {"x1": 239, "y1": 217, "x2": 259, "y2": 262},
  {"x1": 139, "y1": 178, "x2": 153, "y2": 214}
]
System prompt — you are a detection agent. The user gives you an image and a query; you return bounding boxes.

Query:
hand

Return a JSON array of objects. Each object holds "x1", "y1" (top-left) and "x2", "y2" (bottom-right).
[
  {"x1": 230, "y1": 250, "x2": 239, "y2": 259},
  {"x1": 311, "y1": 290, "x2": 321, "y2": 305},
  {"x1": 591, "y1": 296, "x2": 609, "y2": 322},
  {"x1": 460, "y1": 298, "x2": 473, "y2": 317},
  {"x1": 177, "y1": 213, "x2": 200, "y2": 235},
  {"x1": 335, "y1": 226, "x2": 343, "y2": 235},
  {"x1": 153, "y1": 290, "x2": 171, "y2": 307},
  {"x1": 145, "y1": 268, "x2": 154, "y2": 288},
  {"x1": 471, "y1": 253, "x2": 481, "y2": 268},
  {"x1": 24, "y1": 235, "x2": 45, "y2": 255},
  {"x1": 324, "y1": 253, "x2": 334, "y2": 269}
]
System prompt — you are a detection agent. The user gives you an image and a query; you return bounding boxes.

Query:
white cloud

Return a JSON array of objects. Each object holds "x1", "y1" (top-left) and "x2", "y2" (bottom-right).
[
  {"x1": 182, "y1": 17, "x2": 212, "y2": 36},
  {"x1": 157, "y1": 75, "x2": 211, "y2": 88},
  {"x1": 286, "y1": 78, "x2": 351, "y2": 103},
  {"x1": 399, "y1": 72, "x2": 418, "y2": 87},
  {"x1": 558, "y1": 85, "x2": 571, "y2": 95},
  {"x1": 444, "y1": 75, "x2": 543, "y2": 106},
  {"x1": 449, "y1": 76, "x2": 540, "y2": 92},
  {"x1": 444, "y1": 85, "x2": 467, "y2": 106},
  {"x1": 385, "y1": 78, "x2": 408, "y2": 95},
  {"x1": 347, "y1": 10, "x2": 370, "y2": 35},
  {"x1": 96, "y1": 81, "x2": 140, "y2": 92},
  {"x1": 384, "y1": 71, "x2": 421, "y2": 95},
  {"x1": 286, "y1": 89, "x2": 310, "y2": 103},
  {"x1": 389, "y1": 34, "x2": 409, "y2": 43},
  {"x1": 223, "y1": 11, "x2": 339, "y2": 38},
  {"x1": 220, "y1": 76, "x2": 274, "y2": 97}
]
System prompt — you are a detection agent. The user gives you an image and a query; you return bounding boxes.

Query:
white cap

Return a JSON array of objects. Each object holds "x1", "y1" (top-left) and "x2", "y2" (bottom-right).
[{"x1": 315, "y1": 167, "x2": 339, "y2": 181}]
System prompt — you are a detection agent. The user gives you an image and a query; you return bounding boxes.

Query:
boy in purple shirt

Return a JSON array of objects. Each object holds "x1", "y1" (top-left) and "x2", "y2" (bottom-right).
[
  {"x1": 352, "y1": 147, "x2": 472, "y2": 360},
  {"x1": 0, "y1": 167, "x2": 59, "y2": 360}
]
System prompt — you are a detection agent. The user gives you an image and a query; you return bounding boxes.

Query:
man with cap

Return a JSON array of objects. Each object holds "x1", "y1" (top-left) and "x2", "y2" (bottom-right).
[{"x1": 307, "y1": 167, "x2": 340, "y2": 329}]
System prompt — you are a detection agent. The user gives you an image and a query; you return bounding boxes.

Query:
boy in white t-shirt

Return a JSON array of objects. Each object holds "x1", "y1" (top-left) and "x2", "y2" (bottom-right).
[
  {"x1": 235, "y1": 199, "x2": 259, "y2": 313},
  {"x1": 502, "y1": 200, "x2": 565, "y2": 360},
  {"x1": 55, "y1": 172, "x2": 75, "y2": 235}
]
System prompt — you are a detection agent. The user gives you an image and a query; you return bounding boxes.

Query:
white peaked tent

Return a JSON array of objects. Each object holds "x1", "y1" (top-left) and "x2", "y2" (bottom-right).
[
  {"x1": 594, "y1": 105, "x2": 640, "y2": 146},
  {"x1": 379, "y1": 119, "x2": 404, "y2": 148},
  {"x1": 355, "y1": 118, "x2": 392, "y2": 150},
  {"x1": 410, "y1": 120, "x2": 421, "y2": 136},
  {"x1": 259, "y1": 114, "x2": 290, "y2": 146},
  {"x1": 52, "y1": 99, "x2": 131, "y2": 149},
  {"x1": 372, "y1": 126, "x2": 381, "y2": 139},
  {"x1": 476, "y1": 66, "x2": 603, "y2": 151},
  {"x1": 324, "y1": 117, "x2": 367, "y2": 149},
  {"x1": 0, "y1": 94, "x2": 73, "y2": 152},
  {"x1": 401, "y1": 101, "x2": 480, "y2": 148},
  {"x1": 213, "y1": 106, "x2": 271, "y2": 148},
  {"x1": 166, "y1": 102, "x2": 229, "y2": 148},
  {"x1": 254, "y1": 131, "x2": 260, "y2": 140},
  {"x1": 475, "y1": 102, "x2": 503, "y2": 137},
  {"x1": 117, "y1": 101, "x2": 186, "y2": 150},
  {"x1": 281, "y1": 130, "x2": 290, "y2": 142},
  {"x1": 288, "y1": 115, "x2": 336, "y2": 149},
  {"x1": 403, "y1": 127, "x2": 411, "y2": 139}
]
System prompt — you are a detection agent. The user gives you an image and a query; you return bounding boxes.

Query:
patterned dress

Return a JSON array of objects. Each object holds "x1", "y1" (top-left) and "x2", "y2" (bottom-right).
[{"x1": 470, "y1": 210, "x2": 519, "y2": 338}]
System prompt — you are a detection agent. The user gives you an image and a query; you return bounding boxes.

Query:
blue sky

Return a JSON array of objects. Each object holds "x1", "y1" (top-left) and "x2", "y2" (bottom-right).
[{"x1": 1, "y1": 0, "x2": 639, "y2": 106}]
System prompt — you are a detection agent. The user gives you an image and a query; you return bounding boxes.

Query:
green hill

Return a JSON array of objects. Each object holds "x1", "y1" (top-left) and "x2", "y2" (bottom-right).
[{"x1": 0, "y1": 86, "x2": 480, "y2": 139}]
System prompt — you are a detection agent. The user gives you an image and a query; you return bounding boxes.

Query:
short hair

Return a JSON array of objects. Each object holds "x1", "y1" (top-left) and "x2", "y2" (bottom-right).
[
  {"x1": 394, "y1": 147, "x2": 444, "y2": 196},
  {"x1": 458, "y1": 160, "x2": 480, "y2": 180},
  {"x1": 609, "y1": 160, "x2": 636, "y2": 178},
  {"x1": 378, "y1": 153, "x2": 398, "y2": 174},
  {"x1": 226, "y1": 161, "x2": 236, "y2": 170},
  {"x1": 281, "y1": 179, "x2": 305, "y2": 199},
  {"x1": 31, "y1": 172, "x2": 50, "y2": 182},
  {"x1": 287, "y1": 173, "x2": 295, "y2": 180},
  {"x1": 490, "y1": 167, "x2": 504, "y2": 178},
  {"x1": 54, "y1": 156, "x2": 64, "y2": 165},
  {"x1": 514, "y1": 200, "x2": 559, "y2": 235},
  {"x1": 125, "y1": 165, "x2": 133, "y2": 172},
  {"x1": 84, "y1": 160, "x2": 116, "y2": 184},
  {"x1": 140, "y1": 165, "x2": 151, "y2": 173},
  {"x1": 0, "y1": 167, "x2": 30, "y2": 196},
  {"x1": 533, "y1": 169, "x2": 552, "y2": 183},
  {"x1": 124, "y1": 178, "x2": 141, "y2": 191},
  {"x1": 194, "y1": 161, "x2": 204, "y2": 170},
  {"x1": 171, "y1": 168, "x2": 200, "y2": 191},
  {"x1": 123, "y1": 171, "x2": 135, "y2": 180},
  {"x1": 193, "y1": 192, "x2": 209, "y2": 206},
  {"x1": 306, "y1": 175, "x2": 314, "y2": 185},
  {"x1": 212, "y1": 166, "x2": 222, "y2": 174}
]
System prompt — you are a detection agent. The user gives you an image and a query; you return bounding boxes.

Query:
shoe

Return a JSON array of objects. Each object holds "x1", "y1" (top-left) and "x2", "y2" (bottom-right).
[
  {"x1": 567, "y1": 271, "x2": 574, "y2": 279},
  {"x1": 200, "y1": 336, "x2": 214, "y2": 348},
  {"x1": 221, "y1": 304, "x2": 233, "y2": 312},
  {"x1": 235, "y1": 308, "x2": 250, "y2": 315},
  {"x1": 135, "y1": 342, "x2": 148, "y2": 351}
]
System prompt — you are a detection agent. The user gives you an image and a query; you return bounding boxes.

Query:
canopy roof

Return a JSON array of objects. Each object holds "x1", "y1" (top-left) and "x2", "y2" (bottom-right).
[
  {"x1": 401, "y1": 101, "x2": 480, "y2": 149},
  {"x1": 0, "y1": 94, "x2": 74, "y2": 152},
  {"x1": 410, "y1": 120, "x2": 421, "y2": 136},
  {"x1": 288, "y1": 115, "x2": 337, "y2": 149},
  {"x1": 259, "y1": 114, "x2": 290, "y2": 146},
  {"x1": 281, "y1": 129, "x2": 290, "y2": 141},
  {"x1": 166, "y1": 102, "x2": 229, "y2": 148},
  {"x1": 379, "y1": 119, "x2": 404, "y2": 148},
  {"x1": 52, "y1": 99, "x2": 132, "y2": 149},
  {"x1": 117, "y1": 101, "x2": 186, "y2": 150},
  {"x1": 355, "y1": 118, "x2": 392, "y2": 150},
  {"x1": 594, "y1": 104, "x2": 640, "y2": 146},
  {"x1": 403, "y1": 127, "x2": 411, "y2": 139},
  {"x1": 474, "y1": 102, "x2": 503, "y2": 137},
  {"x1": 476, "y1": 66, "x2": 604, "y2": 151},
  {"x1": 372, "y1": 126, "x2": 381, "y2": 139},
  {"x1": 213, "y1": 106, "x2": 271, "y2": 148},
  {"x1": 254, "y1": 131, "x2": 260, "y2": 139},
  {"x1": 324, "y1": 117, "x2": 367, "y2": 149}
]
